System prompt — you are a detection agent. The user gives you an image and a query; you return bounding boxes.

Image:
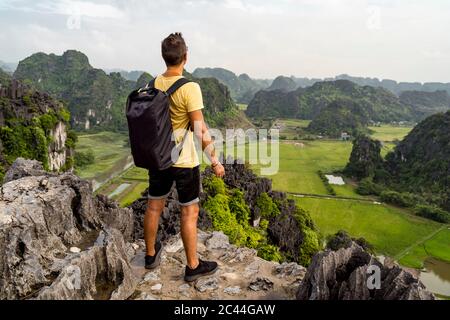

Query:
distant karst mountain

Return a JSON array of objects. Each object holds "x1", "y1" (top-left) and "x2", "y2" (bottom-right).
[
  {"x1": 134, "y1": 72, "x2": 154, "y2": 89},
  {"x1": 183, "y1": 70, "x2": 252, "y2": 128},
  {"x1": 193, "y1": 67, "x2": 271, "y2": 104},
  {"x1": 266, "y1": 76, "x2": 298, "y2": 92},
  {"x1": 14, "y1": 50, "x2": 135, "y2": 131},
  {"x1": 104, "y1": 69, "x2": 145, "y2": 82},
  {"x1": 13, "y1": 51, "x2": 249, "y2": 131},
  {"x1": 246, "y1": 80, "x2": 414, "y2": 122},
  {"x1": 399, "y1": 90, "x2": 450, "y2": 119},
  {"x1": 307, "y1": 99, "x2": 370, "y2": 138},
  {"x1": 385, "y1": 111, "x2": 450, "y2": 211},
  {"x1": 334, "y1": 74, "x2": 450, "y2": 96}
]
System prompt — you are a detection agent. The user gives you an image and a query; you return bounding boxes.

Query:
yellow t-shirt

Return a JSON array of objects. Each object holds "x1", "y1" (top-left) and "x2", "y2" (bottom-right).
[{"x1": 153, "y1": 75, "x2": 204, "y2": 168}]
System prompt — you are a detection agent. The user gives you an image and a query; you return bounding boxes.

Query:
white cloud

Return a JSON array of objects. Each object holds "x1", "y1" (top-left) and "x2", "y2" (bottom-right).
[{"x1": 0, "y1": 0, "x2": 449, "y2": 82}]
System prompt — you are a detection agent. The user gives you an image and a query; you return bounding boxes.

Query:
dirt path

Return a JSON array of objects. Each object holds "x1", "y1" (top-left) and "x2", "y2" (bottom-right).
[
  {"x1": 289, "y1": 192, "x2": 378, "y2": 203},
  {"x1": 394, "y1": 225, "x2": 448, "y2": 261}
]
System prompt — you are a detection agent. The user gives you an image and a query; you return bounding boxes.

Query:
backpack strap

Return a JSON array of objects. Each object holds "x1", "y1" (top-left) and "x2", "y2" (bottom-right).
[
  {"x1": 147, "y1": 78, "x2": 156, "y2": 88},
  {"x1": 165, "y1": 78, "x2": 191, "y2": 96}
]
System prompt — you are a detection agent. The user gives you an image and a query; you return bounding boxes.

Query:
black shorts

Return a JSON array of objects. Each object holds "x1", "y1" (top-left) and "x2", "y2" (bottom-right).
[{"x1": 148, "y1": 166, "x2": 200, "y2": 206}]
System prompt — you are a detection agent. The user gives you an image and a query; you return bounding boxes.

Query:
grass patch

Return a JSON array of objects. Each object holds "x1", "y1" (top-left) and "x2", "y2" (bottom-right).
[
  {"x1": 294, "y1": 197, "x2": 443, "y2": 258},
  {"x1": 118, "y1": 182, "x2": 149, "y2": 207},
  {"x1": 261, "y1": 141, "x2": 356, "y2": 196},
  {"x1": 398, "y1": 228, "x2": 450, "y2": 268},
  {"x1": 236, "y1": 104, "x2": 248, "y2": 111},
  {"x1": 369, "y1": 125, "x2": 412, "y2": 142},
  {"x1": 75, "y1": 131, "x2": 130, "y2": 180},
  {"x1": 275, "y1": 119, "x2": 311, "y2": 139}
]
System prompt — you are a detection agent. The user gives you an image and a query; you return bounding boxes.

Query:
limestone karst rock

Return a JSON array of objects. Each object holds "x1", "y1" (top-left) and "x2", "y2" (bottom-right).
[
  {"x1": 297, "y1": 243, "x2": 435, "y2": 300},
  {"x1": 0, "y1": 158, "x2": 136, "y2": 300},
  {"x1": 0, "y1": 159, "x2": 437, "y2": 301}
]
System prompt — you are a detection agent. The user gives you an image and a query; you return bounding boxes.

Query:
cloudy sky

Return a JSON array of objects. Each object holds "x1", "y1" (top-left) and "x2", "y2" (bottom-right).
[{"x1": 0, "y1": 0, "x2": 449, "y2": 82}]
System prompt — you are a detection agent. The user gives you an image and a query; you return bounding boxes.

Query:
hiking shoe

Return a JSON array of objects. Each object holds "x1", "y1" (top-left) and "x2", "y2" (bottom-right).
[
  {"x1": 184, "y1": 259, "x2": 219, "y2": 282},
  {"x1": 145, "y1": 242, "x2": 163, "y2": 270}
]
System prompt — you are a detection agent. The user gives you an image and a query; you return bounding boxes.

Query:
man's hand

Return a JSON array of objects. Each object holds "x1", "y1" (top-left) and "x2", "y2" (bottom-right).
[{"x1": 212, "y1": 161, "x2": 225, "y2": 178}]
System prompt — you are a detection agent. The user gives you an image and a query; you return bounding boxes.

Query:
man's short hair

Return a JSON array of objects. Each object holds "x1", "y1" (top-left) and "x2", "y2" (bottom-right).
[{"x1": 161, "y1": 32, "x2": 187, "y2": 66}]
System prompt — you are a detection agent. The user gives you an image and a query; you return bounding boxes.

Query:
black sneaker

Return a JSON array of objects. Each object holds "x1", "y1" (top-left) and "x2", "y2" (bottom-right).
[
  {"x1": 184, "y1": 259, "x2": 218, "y2": 282},
  {"x1": 145, "y1": 242, "x2": 163, "y2": 270}
]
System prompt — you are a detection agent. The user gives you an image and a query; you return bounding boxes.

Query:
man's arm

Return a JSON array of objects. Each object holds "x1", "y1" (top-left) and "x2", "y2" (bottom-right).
[{"x1": 188, "y1": 109, "x2": 225, "y2": 178}]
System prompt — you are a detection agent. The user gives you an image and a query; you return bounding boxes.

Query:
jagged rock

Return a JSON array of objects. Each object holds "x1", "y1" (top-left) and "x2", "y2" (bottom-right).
[
  {"x1": 275, "y1": 262, "x2": 307, "y2": 278},
  {"x1": 36, "y1": 229, "x2": 138, "y2": 300},
  {"x1": 69, "y1": 247, "x2": 81, "y2": 253},
  {"x1": 220, "y1": 247, "x2": 257, "y2": 263},
  {"x1": 151, "y1": 283, "x2": 163, "y2": 292},
  {"x1": 248, "y1": 277, "x2": 274, "y2": 291},
  {"x1": 297, "y1": 243, "x2": 435, "y2": 300},
  {"x1": 135, "y1": 292, "x2": 159, "y2": 300},
  {"x1": 244, "y1": 261, "x2": 262, "y2": 278},
  {"x1": 195, "y1": 277, "x2": 219, "y2": 293},
  {"x1": 0, "y1": 159, "x2": 136, "y2": 300},
  {"x1": 205, "y1": 231, "x2": 230, "y2": 250},
  {"x1": 164, "y1": 234, "x2": 184, "y2": 253},
  {"x1": 2, "y1": 158, "x2": 47, "y2": 184},
  {"x1": 224, "y1": 286, "x2": 241, "y2": 295},
  {"x1": 267, "y1": 207, "x2": 304, "y2": 264},
  {"x1": 143, "y1": 270, "x2": 160, "y2": 282}
]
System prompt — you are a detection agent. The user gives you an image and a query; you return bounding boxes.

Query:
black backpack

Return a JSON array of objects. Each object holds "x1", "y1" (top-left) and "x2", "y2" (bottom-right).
[{"x1": 126, "y1": 77, "x2": 191, "y2": 171}]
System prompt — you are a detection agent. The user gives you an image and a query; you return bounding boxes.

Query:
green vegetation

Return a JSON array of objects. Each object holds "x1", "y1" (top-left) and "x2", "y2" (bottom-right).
[
  {"x1": 184, "y1": 70, "x2": 249, "y2": 128},
  {"x1": 0, "y1": 84, "x2": 72, "y2": 180},
  {"x1": 247, "y1": 80, "x2": 415, "y2": 122},
  {"x1": 202, "y1": 175, "x2": 319, "y2": 264},
  {"x1": 74, "y1": 131, "x2": 131, "y2": 180},
  {"x1": 267, "y1": 76, "x2": 297, "y2": 92},
  {"x1": 74, "y1": 149, "x2": 95, "y2": 168},
  {"x1": 384, "y1": 111, "x2": 450, "y2": 212},
  {"x1": 134, "y1": 72, "x2": 153, "y2": 89},
  {"x1": 294, "y1": 197, "x2": 442, "y2": 258},
  {"x1": 307, "y1": 99, "x2": 370, "y2": 138},
  {"x1": 256, "y1": 140, "x2": 357, "y2": 197},
  {"x1": 272, "y1": 118, "x2": 311, "y2": 140},
  {"x1": 400, "y1": 90, "x2": 450, "y2": 120},
  {"x1": 193, "y1": 67, "x2": 270, "y2": 104},
  {"x1": 202, "y1": 176, "x2": 280, "y2": 261},
  {"x1": 344, "y1": 135, "x2": 384, "y2": 180},
  {"x1": 369, "y1": 124, "x2": 412, "y2": 142},
  {"x1": 15, "y1": 51, "x2": 246, "y2": 132},
  {"x1": 256, "y1": 192, "x2": 280, "y2": 218},
  {"x1": 398, "y1": 228, "x2": 450, "y2": 268},
  {"x1": 326, "y1": 230, "x2": 374, "y2": 253},
  {"x1": 13, "y1": 51, "x2": 136, "y2": 131},
  {"x1": 317, "y1": 170, "x2": 336, "y2": 196}
]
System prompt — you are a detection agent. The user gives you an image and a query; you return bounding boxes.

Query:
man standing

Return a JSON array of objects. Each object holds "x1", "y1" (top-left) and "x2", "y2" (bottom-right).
[{"x1": 144, "y1": 33, "x2": 225, "y2": 282}]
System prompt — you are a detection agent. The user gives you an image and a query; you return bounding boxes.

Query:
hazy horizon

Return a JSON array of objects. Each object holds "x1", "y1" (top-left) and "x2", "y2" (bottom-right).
[{"x1": 1, "y1": 0, "x2": 450, "y2": 83}]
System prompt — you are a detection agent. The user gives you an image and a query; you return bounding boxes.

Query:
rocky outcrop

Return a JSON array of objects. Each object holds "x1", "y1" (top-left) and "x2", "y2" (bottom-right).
[
  {"x1": 297, "y1": 243, "x2": 435, "y2": 300},
  {"x1": 0, "y1": 159, "x2": 136, "y2": 299},
  {"x1": 48, "y1": 122, "x2": 69, "y2": 171},
  {"x1": 131, "y1": 231, "x2": 306, "y2": 300},
  {"x1": 0, "y1": 159, "x2": 436, "y2": 300},
  {"x1": 0, "y1": 80, "x2": 73, "y2": 176}
]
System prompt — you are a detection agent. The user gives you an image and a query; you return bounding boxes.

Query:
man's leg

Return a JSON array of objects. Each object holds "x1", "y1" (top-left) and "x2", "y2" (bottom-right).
[
  {"x1": 144, "y1": 198, "x2": 166, "y2": 256},
  {"x1": 180, "y1": 203, "x2": 200, "y2": 269}
]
